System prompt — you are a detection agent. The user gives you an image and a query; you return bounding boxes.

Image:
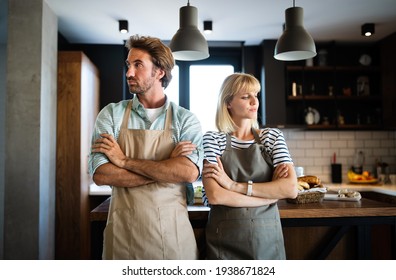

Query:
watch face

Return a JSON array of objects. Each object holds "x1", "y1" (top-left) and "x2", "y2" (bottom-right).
[{"x1": 359, "y1": 54, "x2": 372, "y2": 66}]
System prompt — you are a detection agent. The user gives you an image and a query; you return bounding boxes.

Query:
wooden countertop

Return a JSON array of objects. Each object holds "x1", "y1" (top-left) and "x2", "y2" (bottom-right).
[
  {"x1": 325, "y1": 183, "x2": 396, "y2": 196},
  {"x1": 90, "y1": 182, "x2": 396, "y2": 197},
  {"x1": 90, "y1": 193, "x2": 396, "y2": 222},
  {"x1": 90, "y1": 197, "x2": 210, "y2": 222},
  {"x1": 277, "y1": 197, "x2": 396, "y2": 218}
]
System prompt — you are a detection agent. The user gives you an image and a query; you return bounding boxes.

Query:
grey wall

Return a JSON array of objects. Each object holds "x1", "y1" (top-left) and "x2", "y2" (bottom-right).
[
  {"x1": 0, "y1": 0, "x2": 7, "y2": 261},
  {"x1": 3, "y1": 0, "x2": 57, "y2": 259}
]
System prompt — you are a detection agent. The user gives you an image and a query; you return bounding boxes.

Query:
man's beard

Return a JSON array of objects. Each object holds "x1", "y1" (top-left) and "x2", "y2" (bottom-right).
[{"x1": 128, "y1": 70, "x2": 157, "y2": 95}]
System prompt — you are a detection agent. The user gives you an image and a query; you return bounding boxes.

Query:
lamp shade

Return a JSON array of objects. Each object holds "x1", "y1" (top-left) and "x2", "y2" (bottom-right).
[
  {"x1": 274, "y1": 7, "x2": 316, "y2": 61},
  {"x1": 170, "y1": 4, "x2": 209, "y2": 61}
]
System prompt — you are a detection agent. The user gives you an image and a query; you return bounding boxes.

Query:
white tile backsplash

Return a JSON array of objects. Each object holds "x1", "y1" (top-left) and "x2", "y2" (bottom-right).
[{"x1": 282, "y1": 129, "x2": 396, "y2": 183}]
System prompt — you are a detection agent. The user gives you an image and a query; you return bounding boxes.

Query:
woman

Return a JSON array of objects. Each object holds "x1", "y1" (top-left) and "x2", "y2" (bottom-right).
[{"x1": 202, "y1": 73, "x2": 298, "y2": 260}]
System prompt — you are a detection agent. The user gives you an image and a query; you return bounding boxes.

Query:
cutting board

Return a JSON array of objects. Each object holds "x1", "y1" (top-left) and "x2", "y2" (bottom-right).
[{"x1": 324, "y1": 193, "x2": 361, "y2": 202}]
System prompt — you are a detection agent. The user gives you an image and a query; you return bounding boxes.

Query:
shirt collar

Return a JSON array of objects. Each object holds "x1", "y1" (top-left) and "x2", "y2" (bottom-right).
[{"x1": 131, "y1": 94, "x2": 171, "y2": 112}]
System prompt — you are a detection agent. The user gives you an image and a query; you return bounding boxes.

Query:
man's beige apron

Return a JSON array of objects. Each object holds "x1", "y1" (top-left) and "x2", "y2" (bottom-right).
[
  {"x1": 102, "y1": 101, "x2": 198, "y2": 260},
  {"x1": 205, "y1": 129, "x2": 286, "y2": 260}
]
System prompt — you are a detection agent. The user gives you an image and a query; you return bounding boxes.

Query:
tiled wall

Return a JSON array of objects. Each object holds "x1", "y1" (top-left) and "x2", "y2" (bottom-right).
[{"x1": 282, "y1": 129, "x2": 396, "y2": 183}]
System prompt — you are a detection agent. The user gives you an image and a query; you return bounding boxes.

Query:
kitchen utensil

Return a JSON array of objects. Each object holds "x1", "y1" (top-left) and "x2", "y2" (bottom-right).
[{"x1": 331, "y1": 164, "x2": 342, "y2": 183}]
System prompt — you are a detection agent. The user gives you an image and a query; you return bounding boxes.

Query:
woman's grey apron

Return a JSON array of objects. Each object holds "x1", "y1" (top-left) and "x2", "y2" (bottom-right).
[
  {"x1": 205, "y1": 129, "x2": 286, "y2": 259},
  {"x1": 102, "y1": 100, "x2": 198, "y2": 260}
]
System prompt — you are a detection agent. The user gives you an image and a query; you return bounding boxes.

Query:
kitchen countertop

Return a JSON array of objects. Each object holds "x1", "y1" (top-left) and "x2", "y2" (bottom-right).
[
  {"x1": 325, "y1": 182, "x2": 396, "y2": 196},
  {"x1": 89, "y1": 182, "x2": 396, "y2": 197},
  {"x1": 89, "y1": 182, "x2": 396, "y2": 260},
  {"x1": 89, "y1": 183, "x2": 112, "y2": 195},
  {"x1": 89, "y1": 182, "x2": 396, "y2": 222}
]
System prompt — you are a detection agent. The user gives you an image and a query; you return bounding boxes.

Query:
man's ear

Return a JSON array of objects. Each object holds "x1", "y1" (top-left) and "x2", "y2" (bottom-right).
[{"x1": 157, "y1": 68, "x2": 165, "y2": 80}]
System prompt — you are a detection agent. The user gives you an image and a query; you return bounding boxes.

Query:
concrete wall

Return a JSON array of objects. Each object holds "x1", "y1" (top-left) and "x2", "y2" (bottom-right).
[
  {"x1": 3, "y1": 0, "x2": 57, "y2": 259},
  {"x1": 0, "y1": 0, "x2": 7, "y2": 261}
]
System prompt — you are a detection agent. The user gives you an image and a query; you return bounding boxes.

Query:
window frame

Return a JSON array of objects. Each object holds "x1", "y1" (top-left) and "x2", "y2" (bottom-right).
[{"x1": 175, "y1": 47, "x2": 243, "y2": 109}]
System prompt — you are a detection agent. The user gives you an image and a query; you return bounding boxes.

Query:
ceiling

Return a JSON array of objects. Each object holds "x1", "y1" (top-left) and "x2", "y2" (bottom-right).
[{"x1": 44, "y1": 0, "x2": 396, "y2": 46}]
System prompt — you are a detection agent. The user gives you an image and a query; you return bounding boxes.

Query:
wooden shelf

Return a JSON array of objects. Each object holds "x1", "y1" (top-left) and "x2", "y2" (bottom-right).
[
  {"x1": 305, "y1": 125, "x2": 383, "y2": 130},
  {"x1": 287, "y1": 65, "x2": 380, "y2": 72},
  {"x1": 288, "y1": 95, "x2": 381, "y2": 101},
  {"x1": 284, "y1": 43, "x2": 383, "y2": 131}
]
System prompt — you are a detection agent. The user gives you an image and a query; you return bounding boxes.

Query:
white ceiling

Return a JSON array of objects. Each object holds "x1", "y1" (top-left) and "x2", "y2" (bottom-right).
[{"x1": 45, "y1": 0, "x2": 396, "y2": 46}]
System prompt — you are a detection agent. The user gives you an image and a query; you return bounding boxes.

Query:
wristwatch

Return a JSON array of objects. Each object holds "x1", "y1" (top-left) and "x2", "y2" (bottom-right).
[{"x1": 247, "y1": 180, "x2": 253, "y2": 196}]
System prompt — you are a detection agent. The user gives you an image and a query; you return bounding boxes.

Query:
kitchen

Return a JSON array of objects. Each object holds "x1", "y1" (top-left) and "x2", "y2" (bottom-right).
[{"x1": 1, "y1": 0, "x2": 396, "y2": 264}]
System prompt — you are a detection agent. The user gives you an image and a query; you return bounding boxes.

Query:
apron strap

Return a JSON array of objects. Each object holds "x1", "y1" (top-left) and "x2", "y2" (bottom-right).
[
  {"x1": 121, "y1": 100, "x2": 173, "y2": 131},
  {"x1": 227, "y1": 128, "x2": 273, "y2": 167},
  {"x1": 251, "y1": 128, "x2": 261, "y2": 143},
  {"x1": 252, "y1": 128, "x2": 273, "y2": 167},
  {"x1": 164, "y1": 105, "x2": 173, "y2": 130},
  {"x1": 121, "y1": 100, "x2": 133, "y2": 129},
  {"x1": 226, "y1": 128, "x2": 259, "y2": 150},
  {"x1": 225, "y1": 133, "x2": 232, "y2": 150}
]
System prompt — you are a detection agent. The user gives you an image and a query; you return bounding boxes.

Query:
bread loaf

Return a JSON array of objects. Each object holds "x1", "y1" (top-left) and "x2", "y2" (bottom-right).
[
  {"x1": 297, "y1": 175, "x2": 322, "y2": 189},
  {"x1": 297, "y1": 181, "x2": 310, "y2": 190},
  {"x1": 298, "y1": 175, "x2": 321, "y2": 185}
]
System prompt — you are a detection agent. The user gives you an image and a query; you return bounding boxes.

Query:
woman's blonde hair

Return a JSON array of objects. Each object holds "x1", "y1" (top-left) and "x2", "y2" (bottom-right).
[{"x1": 215, "y1": 73, "x2": 261, "y2": 133}]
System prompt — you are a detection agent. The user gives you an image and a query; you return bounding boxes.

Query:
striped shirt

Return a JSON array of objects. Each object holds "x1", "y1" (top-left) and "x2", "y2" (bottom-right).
[
  {"x1": 88, "y1": 94, "x2": 203, "y2": 176},
  {"x1": 202, "y1": 128, "x2": 293, "y2": 205}
]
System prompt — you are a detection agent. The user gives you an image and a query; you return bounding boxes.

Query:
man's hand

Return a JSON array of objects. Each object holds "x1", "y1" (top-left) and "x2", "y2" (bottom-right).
[
  {"x1": 92, "y1": 133, "x2": 127, "y2": 168},
  {"x1": 170, "y1": 141, "x2": 197, "y2": 158}
]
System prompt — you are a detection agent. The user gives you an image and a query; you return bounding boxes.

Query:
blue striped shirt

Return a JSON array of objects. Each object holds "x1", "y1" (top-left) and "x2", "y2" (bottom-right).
[
  {"x1": 88, "y1": 94, "x2": 203, "y2": 176},
  {"x1": 202, "y1": 128, "x2": 293, "y2": 205}
]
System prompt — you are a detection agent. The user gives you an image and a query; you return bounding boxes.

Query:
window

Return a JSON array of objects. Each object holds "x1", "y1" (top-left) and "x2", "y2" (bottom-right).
[
  {"x1": 164, "y1": 65, "x2": 179, "y2": 105},
  {"x1": 189, "y1": 65, "x2": 234, "y2": 133},
  {"x1": 167, "y1": 47, "x2": 242, "y2": 133}
]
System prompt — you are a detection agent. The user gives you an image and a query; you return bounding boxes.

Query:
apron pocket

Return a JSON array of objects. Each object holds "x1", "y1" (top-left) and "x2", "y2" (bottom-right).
[
  {"x1": 216, "y1": 219, "x2": 253, "y2": 260},
  {"x1": 103, "y1": 209, "x2": 133, "y2": 259},
  {"x1": 250, "y1": 218, "x2": 286, "y2": 260},
  {"x1": 158, "y1": 206, "x2": 197, "y2": 259},
  {"x1": 215, "y1": 217, "x2": 285, "y2": 260}
]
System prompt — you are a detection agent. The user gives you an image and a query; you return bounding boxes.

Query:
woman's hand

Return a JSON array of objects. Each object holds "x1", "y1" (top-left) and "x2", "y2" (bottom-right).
[
  {"x1": 272, "y1": 163, "x2": 289, "y2": 180},
  {"x1": 91, "y1": 133, "x2": 127, "y2": 168},
  {"x1": 202, "y1": 156, "x2": 235, "y2": 190}
]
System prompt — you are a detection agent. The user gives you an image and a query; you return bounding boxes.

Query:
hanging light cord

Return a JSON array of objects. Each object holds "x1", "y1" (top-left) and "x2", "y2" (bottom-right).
[{"x1": 293, "y1": 0, "x2": 295, "y2": 7}]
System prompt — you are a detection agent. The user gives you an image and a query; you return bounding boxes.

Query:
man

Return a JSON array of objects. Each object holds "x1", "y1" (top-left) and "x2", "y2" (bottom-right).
[{"x1": 88, "y1": 35, "x2": 203, "y2": 260}]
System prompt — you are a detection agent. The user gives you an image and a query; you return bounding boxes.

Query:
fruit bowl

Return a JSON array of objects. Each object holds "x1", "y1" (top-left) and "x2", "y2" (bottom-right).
[
  {"x1": 349, "y1": 178, "x2": 378, "y2": 184},
  {"x1": 347, "y1": 169, "x2": 378, "y2": 184}
]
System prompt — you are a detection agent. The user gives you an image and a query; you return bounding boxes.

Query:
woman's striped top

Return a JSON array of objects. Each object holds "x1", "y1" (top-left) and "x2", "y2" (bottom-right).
[{"x1": 202, "y1": 128, "x2": 293, "y2": 206}]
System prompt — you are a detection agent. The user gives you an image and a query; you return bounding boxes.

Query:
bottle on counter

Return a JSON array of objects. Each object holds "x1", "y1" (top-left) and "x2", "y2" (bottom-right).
[{"x1": 352, "y1": 151, "x2": 365, "y2": 174}]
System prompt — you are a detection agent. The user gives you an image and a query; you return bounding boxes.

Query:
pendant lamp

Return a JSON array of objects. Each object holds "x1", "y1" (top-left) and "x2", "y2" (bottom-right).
[
  {"x1": 274, "y1": 4, "x2": 316, "y2": 61},
  {"x1": 170, "y1": 1, "x2": 209, "y2": 61}
]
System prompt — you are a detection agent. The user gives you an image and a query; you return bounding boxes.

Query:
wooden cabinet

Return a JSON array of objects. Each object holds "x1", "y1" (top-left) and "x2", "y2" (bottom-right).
[
  {"x1": 56, "y1": 51, "x2": 99, "y2": 259},
  {"x1": 284, "y1": 42, "x2": 383, "y2": 129}
]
